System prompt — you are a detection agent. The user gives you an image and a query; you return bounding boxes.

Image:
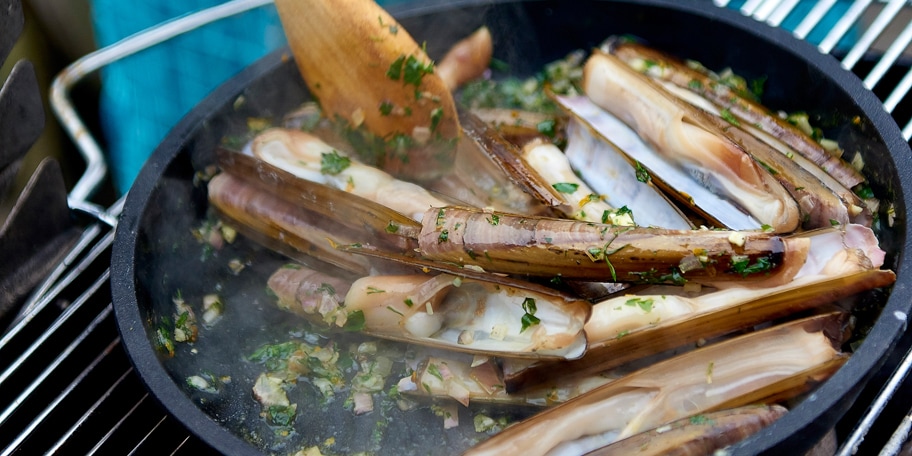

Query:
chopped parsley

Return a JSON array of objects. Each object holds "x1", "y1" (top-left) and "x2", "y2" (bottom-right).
[
  {"x1": 537, "y1": 118, "x2": 557, "y2": 138},
  {"x1": 402, "y1": 55, "x2": 435, "y2": 87},
  {"x1": 267, "y1": 404, "x2": 298, "y2": 427},
  {"x1": 430, "y1": 107, "x2": 444, "y2": 131},
  {"x1": 552, "y1": 182, "x2": 580, "y2": 194},
  {"x1": 343, "y1": 310, "x2": 366, "y2": 332},
  {"x1": 520, "y1": 297, "x2": 541, "y2": 332},
  {"x1": 316, "y1": 283, "x2": 337, "y2": 295},
  {"x1": 625, "y1": 297, "x2": 655, "y2": 313},
  {"x1": 720, "y1": 108, "x2": 740, "y2": 126},
  {"x1": 427, "y1": 363, "x2": 444, "y2": 381},
  {"x1": 486, "y1": 214, "x2": 500, "y2": 226},
  {"x1": 320, "y1": 150, "x2": 351, "y2": 175},
  {"x1": 386, "y1": 55, "x2": 406, "y2": 80},
  {"x1": 379, "y1": 101, "x2": 394, "y2": 116},
  {"x1": 730, "y1": 256, "x2": 775, "y2": 277},
  {"x1": 635, "y1": 161, "x2": 650, "y2": 183},
  {"x1": 855, "y1": 184, "x2": 875, "y2": 199},
  {"x1": 438, "y1": 230, "x2": 449, "y2": 243}
]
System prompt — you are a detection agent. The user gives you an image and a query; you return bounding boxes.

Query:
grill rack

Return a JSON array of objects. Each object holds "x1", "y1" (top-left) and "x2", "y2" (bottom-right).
[{"x1": 2, "y1": 0, "x2": 912, "y2": 454}]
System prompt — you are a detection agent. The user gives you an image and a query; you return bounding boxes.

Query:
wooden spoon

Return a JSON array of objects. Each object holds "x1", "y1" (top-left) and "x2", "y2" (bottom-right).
[{"x1": 273, "y1": 0, "x2": 460, "y2": 180}]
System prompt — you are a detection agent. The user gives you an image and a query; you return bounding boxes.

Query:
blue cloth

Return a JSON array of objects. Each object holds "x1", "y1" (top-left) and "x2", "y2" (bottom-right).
[
  {"x1": 726, "y1": 0, "x2": 858, "y2": 50},
  {"x1": 92, "y1": 1, "x2": 287, "y2": 194}
]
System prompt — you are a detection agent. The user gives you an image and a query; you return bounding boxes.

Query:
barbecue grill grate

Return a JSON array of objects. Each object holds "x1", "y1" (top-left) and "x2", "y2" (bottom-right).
[{"x1": 3, "y1": 0, "x2": 912, "y2": 454}]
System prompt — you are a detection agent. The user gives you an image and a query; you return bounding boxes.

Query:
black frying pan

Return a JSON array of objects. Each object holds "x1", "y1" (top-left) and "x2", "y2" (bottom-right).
[{"x1": 111, "y1": 1, "x2": 912, "y2": 454}]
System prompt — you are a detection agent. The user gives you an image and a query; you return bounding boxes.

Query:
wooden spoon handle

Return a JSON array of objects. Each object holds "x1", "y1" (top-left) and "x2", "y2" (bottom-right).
[{"x1": 274, "y1": 0, "x2": 460, "y2": 145}]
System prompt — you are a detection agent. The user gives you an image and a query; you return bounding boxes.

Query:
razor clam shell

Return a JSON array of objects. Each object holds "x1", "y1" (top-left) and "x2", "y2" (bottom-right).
[
  {"x1": 217, "y1": 147, "x2": 423, "y2": 246},
  {"x1": 505, "y1": 268, "x2": 892, "y2": 392},
  {"x1": 582, "y1": 51, "x2": 801, "y2": 233},
  {"x1": 556, "y1": 94, "x2": 760, "y2": 230},
  {"x1": 587, "y1": 405, "x2": 788, "y2": 456},
  {"x1": 419, "y1": 206, "x2": 799, "y2": 285},
  {"x1": 267, "y1": 260, "x2": 589, "y2": 360},
  {"x1": 562, "y1": 113, "x2": 692, "y2": 229},
  {"x1": 208, "y1": 173, "x2": 376, "y2": 276},
  {"x1": 610, "y1": 40, "x2": 867, "y2": 190},
  {"x1": 655, "y1": 77, "x2": 862, "y2": 229},
  {"x1": 447, "y1": 110, "x2": 569, "y2": 216},
  {"x1": 465, "y1": 312, "x2": 847, "y2": 456},
  {"x1": 398, "y1": 355, "x2": 616, "y2": 407},
  {"x1": 343, "y1": 273, "x2": 590, "y2": 360},
  {"x1": 504, "y1": 225, "x2": 893, "y2": 391},
  {"x1": 249, "y1": 128, "x2": 448, "y2": 222}
]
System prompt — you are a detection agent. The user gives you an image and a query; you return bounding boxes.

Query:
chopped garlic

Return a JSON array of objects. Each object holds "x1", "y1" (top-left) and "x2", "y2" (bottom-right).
[
  {"x1": 351, "y1": 108, "x2": 365, "y2": 127},
  {"x1": 458, "y1": 330, "x2": 475, "y2": 345},
  {"x1": 490, "y1": 324, "x2": 507, "y2": 340},
  {"x1": 727, "y1": 232, "x2": 746, "y2": 247}
]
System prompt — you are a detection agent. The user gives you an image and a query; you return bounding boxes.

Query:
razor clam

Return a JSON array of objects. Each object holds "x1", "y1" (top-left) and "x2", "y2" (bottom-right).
[
  {"x1": 610, "y1": 40, "x2": 867, "y2": 190},
  {"x1": 644, "y1": 65, "x2": 867, "y2": 228},
  {"x1": 561, "y1": 115, "x2": 692, "y2": 229},
  {"x1": 469, "y1": 108, "x2": 566, "y2": 147},
  {"x1": 251, "y1": 128, "x2": 448, "y2": 222},
  {"x1": 343, "y1": 273, "x2": 589, "y2": 359},
  {"x1": 446, "y1": 111, "x2": 567, "y2": 216},
  {"x1": 582, "y1": 50, "x2": 801, "y2": 233},
  {"x1": 268, "y1": 263, "x2": 590, "y2": 360},
  {"x1": 521, "y1": 138, "x2": 633, "y2": 224},
  {"x1": 216, "y1": 148, "x2": 421, "y2": 247},
  {"x1": 396, "y1": 355, "x2": 616, "y2": 407},
  {"x1": 436, "y1": 26, "x2": 493, "y2": 91},
  {"x1": 419, "y1": 206, "x2": 805, "y2": 285},
  {"x1": 208, "y1": 173, "x2": 376, "y2": 276},
  {"x1": 588, "y1": 405, "x2": 788, "y2": 456},
  {"x1": 555, "y1": 94, "x2": 760, "y2": 230},
  {"x1": 465, "y1": 312, "x2": 848, "y2": 456},
  {"x1": 504, "y1": 224, "x2": 893, "y2": 391}
]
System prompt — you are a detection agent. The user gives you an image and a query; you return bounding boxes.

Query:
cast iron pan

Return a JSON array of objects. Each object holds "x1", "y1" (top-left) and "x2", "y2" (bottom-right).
[{"x1": 111, "y1": 0, "x2": 912, "y2": 454}]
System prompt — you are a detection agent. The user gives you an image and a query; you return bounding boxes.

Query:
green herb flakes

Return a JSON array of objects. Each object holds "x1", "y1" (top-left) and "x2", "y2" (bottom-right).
[
  {"x1": 552, "y1": 182, "x2": 579, "y2": 194},
  {"x1": 520, "y1": 297, "x2": 541, "y2": 332},
  {"x1": 730, "y1": 256, "x2": 774, "y2": 277},
  {"x1": 720, "y1": 108, "x2": 740, "y2": 126},
  {"x1": 537, "y1": 118, "x2": 557, "y2": 138},
  {"x1": 635, "y1": 161, "x2": 650, "y2": 183},
  {"x1": 379, "y1": 101, "x2": 394, "y2": 116},
  {"x1": 427, "y1": 363, "x2": 444, "y2": 381},
  {"x1": 320, "y1": 150, "x2": 351, "y2": 175},
  {"x1": 386, "y1": 54, "x2": 405, "y2": 80},
  {"x1": 343, "y1": 310, "x2": 367, "y2": 332}
]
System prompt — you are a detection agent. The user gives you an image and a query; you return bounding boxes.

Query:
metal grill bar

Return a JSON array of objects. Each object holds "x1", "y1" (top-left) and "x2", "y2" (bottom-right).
[
  {"x1": 767, "y1": 0, "x2": 802, "y2": 26},
  {"x1": 726, "y1": 0, "x2": 912, "y2": 141},
  {"x1": 5, "y1": 334, "x2": 121, "y2": 455},
  {"x1": 837, "y1": 343, "x2": 912, "y2": 456},
  {"x1": 0, "y1": 271, "x2": 110, "y2": 429},
  {"x1": 819, "y1": 0, "x2": 872, "y2": 53},
  {"x1": 793, "y1": 0, "x2": 839, "y2": 38},
  {"x1": 1, "y1": 228, "x2": 115, "y2": 342},
  {"x1": 49, "y1": 363, "x2": 135, "y2": 455},
  {"x1": 88, "y1": 393, "x2": 156, "y2": 455}
]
